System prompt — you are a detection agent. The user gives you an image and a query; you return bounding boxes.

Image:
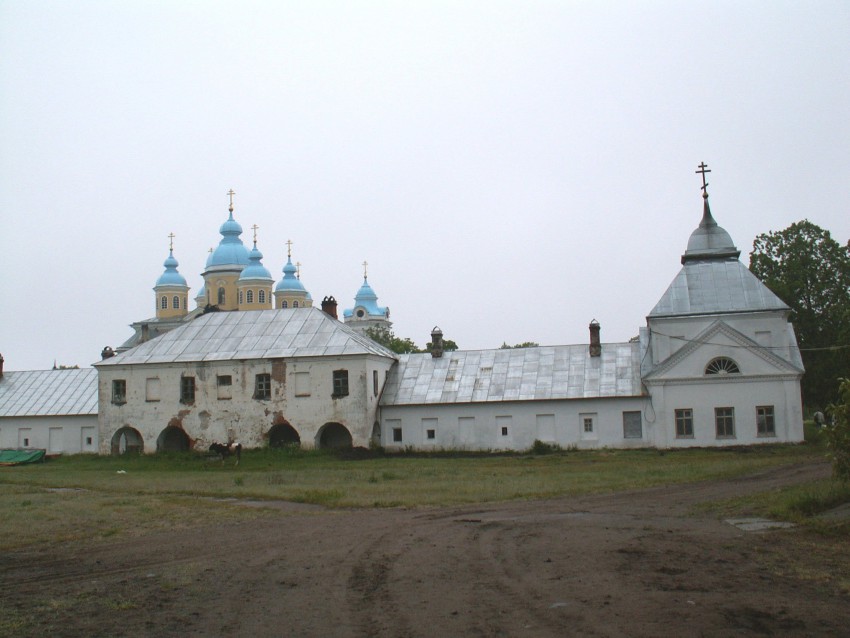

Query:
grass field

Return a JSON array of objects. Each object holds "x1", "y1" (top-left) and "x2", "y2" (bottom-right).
[{"x1": 1, "y1": 425, "x2": 848, "y2": 551}]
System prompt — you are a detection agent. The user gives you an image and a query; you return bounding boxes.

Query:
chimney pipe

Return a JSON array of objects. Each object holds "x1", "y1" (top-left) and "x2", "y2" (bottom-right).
[
  {"x1": 0, "y1": 353, "x2": 4, "y2": 378},
  {"x1": 589, "y1": 320, "x2": 601, "y2": 357},
  {"x1": 321, "y1": 296, "x2": 338, "y2": 320},
  {"x1": 430, "y1": 326, "x2": 444, "y2": 359}
]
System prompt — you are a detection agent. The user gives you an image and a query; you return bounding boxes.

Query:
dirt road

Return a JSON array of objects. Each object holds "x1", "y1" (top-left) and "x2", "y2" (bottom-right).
[{"x1": 3, "y1": 460, "x2": 848, "y2": 637}]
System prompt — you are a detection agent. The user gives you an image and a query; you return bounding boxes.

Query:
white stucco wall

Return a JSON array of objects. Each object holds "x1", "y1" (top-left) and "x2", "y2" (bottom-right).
[
  {"x1": 379, "y1": 397, "x2": 651, "y2": 451},
  {"x1": 0, "y1": 415, "x2": 99, "y2": 454},
  {"x1": 98, "y1": 354, "x2": 395, "y2": 454}
]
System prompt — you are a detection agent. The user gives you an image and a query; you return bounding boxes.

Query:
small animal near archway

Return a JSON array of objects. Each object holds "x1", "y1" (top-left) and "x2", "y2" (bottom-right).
[
  {"x1": 268, "y1": 422, "x2": 301, "y2": 448},
  {"x1": 157, "y1": 425, "x2": 191, "y2": 452},
  {"x1": 317, "y1": 422, "x2": 353, "y2": 449},
  {"x1": 111, "y1": 426, "x2": 144, "y2": 455}
]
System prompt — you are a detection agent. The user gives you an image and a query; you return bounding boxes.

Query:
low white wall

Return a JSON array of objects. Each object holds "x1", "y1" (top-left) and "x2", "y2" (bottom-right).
[{"x1": 0, "y1": 415, "x2": 99, "y2": 454}]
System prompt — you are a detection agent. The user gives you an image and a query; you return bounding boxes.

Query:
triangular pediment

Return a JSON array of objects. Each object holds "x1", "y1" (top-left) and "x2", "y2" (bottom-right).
[{"x1": 643, "y1": 320, "x2": 803, "y2": 381}]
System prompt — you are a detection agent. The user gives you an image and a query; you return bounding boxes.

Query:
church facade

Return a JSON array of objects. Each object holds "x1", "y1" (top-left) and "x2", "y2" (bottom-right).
[{"x1": 94, "y1": 170, "x2": 804, "y2": 453}]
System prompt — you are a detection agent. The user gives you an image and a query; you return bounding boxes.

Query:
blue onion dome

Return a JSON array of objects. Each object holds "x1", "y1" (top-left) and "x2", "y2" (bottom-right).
[
  {"x1": 155, "y1": 250, "x2": 188, "y2": 287},
  {"x1": 343, "y1": 276, "x2": 389, "y2": 318},
  {"x1": 239, "y1": 242, "x2": 273, "y2": 281},
  {"x1": 195, "y1": 283, "x2": 207, "y2": 304},
  {"x1": 208, "y1": 211, "x2": 250, "y2": 267},
  {"x1": 275, "y1": 256, "x2": 307, "y2": 292}
]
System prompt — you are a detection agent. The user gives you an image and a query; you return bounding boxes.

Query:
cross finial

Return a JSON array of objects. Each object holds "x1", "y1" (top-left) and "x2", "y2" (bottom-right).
[
  {"x1": 362, "y1": 260, "x2": 368, "y2": 279},
  {"x1": 251, "y1": 224, "x2": 259, "y2": 245},
  {"x1": 286, "y1": 239, "x2": 293, "y2": 258},
  {"x1": 168, "y1": 232, "x2": 175, "y2": 252},
  {"x1": 227, "y1": 188, "x2": 236, "y2": 212},
  {"x1": 296, "y1": 261, "x2": 302, "y2": 279},
  {"x1": 695, "y1": 162, "x2": 711, "y2": 198}
]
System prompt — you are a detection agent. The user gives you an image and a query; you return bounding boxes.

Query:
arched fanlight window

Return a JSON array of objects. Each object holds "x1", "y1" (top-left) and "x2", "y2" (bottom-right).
[
  {"x1": 172, "y1": 295, "x2": 179, "y2": 309},
  {"x1": 281, "y1": 300, "x2": 288, "y2": 308},
  {"x1": 160, "y1": 296, "x2": 167, "y2": 310},
  {"x1": 705, "y1": 357, "x2": 740, "y2": 375},
  {"x1": 258, "y1": 290, "x2": 266, "y2": 304},
  {"x1": 293, "y1": 301, "x2": 299, "y2": 308},
  {"x1": 246, "y1": 289, "x2": 254, "y2": 304}
]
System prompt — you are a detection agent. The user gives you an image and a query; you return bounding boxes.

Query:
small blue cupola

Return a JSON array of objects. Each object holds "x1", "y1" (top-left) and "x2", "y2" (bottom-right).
[
  {"x1": 155, "y1": 249, "x2": 188, "y2": 287},
  {"x1": 208, "y1": 210, "x2": 251, "y2": 268},
  {"x1": 342, "y1": 261, "x2": 391, "y2": 334},
  {"x1": 274, "y1": 257, "x2": 306, "y2": 293},
  {"x1": 273, "y1": 241, "x2": 313, "y2": 308},
  {"x1": 239, "y1": 241, "x2": 273, "y2": 282}
]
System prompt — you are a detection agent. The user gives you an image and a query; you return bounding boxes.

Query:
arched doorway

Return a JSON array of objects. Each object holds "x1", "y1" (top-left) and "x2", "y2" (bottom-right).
[
  {"x1": 157, "y1": 426, "x2": 190, "y2": 452},
  {"x1": 317, "y1": 422, "x2": 353, "y2": 449},
  {"x1": 268, "y1": 422, "x2": 301, "y2": 447},
  {"x1": 111, "y1": 426, "x2": 144, "y2": 455}
]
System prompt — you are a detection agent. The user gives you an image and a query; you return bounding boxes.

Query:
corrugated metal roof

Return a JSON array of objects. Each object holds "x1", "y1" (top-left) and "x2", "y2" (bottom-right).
[
  {"x1": 649, "y1": 260, "x2": 789, "y2": 318},
  {"x1": 0, "y1": 368, "x2": 98, "y2": 417},
  {"x1": 380, "y1": 343, "x2": 643, "y2": 406},
  {"x1": 96, "y1": 308, "x2": 398, "y2": 366}
]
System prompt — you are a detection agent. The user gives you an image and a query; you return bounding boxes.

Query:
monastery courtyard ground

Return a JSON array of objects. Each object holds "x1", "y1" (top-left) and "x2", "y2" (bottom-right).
[{"x1": 2, "y1": 459, "x2": 848, "y2": 637}]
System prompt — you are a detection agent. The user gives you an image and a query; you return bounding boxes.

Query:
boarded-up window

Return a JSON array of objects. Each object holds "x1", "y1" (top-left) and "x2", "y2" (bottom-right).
[
  {"x1": 623, "y1": 411, "x2": 642, "y2": 439},
  {"x1": 145, "y1": 377, "x2": 160, "y2": 402},
  {"x1": 49, "y1": 427, "x2": 63, "y2": 453},
  {"x1": 294, "y1": 371, "x2": 311, "y2": 397},
  {"x1": 535, "y1": 414, "x2": 555, "y2": 442},
  {"x1": 458, "y1": 416, "x2": 475, "y2": 447},
  {"x1": 217, "y1": 375, "x2": 232, "y2": 400}
]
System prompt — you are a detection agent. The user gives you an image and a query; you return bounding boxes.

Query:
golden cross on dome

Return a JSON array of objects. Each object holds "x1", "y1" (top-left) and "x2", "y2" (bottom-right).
[
  {"x1": 286, "y1": 239, "x2": 293, "y2": 258},
  {"x1": 362, "y1": 260, "x2": 368, "y2": 279},
  {"x1": 296, "y1": 261, "x2": 302, "y2": 279},
  {"x1": 168, "y1": 232, "x2": 175, "y2": 252},
  {"x1": 695, "y1": 162, "x2": 711, "y2": 197},
  {"x1": 227, "y1": 188, "x2": 236, "y2": 212},
  {"x1": 251, "y1": 224, "x2": 259, "y2": 244}
]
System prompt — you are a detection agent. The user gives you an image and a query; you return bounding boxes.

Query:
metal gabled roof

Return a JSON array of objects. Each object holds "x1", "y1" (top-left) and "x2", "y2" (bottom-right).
[
  {"x1": 0, "y1": 368, "x2": 98, "y2": 417},
  {"x1": 380, "y1": 343, "x2": 643, "y2": 406},
  {"x1": 96, "y1": 307, "x2": 398, "y2": 366},
  {"x1": 649, "y1": 260, "x2": 789, "y2": 318}
]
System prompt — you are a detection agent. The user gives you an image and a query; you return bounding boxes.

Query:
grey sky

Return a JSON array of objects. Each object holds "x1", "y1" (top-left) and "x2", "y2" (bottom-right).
[{"x1": 1, "y1": 1, "x2": 848, "y2": 371}]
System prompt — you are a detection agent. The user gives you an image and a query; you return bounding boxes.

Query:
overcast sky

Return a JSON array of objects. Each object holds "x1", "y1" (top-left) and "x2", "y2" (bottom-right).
[{"x1": 1, "y1": 1, "x2": 848, "y2": 371}]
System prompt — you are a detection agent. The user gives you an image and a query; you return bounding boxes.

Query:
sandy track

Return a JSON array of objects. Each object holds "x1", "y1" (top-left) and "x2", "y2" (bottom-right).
[{"x1": 2, "y1": 460, "x2": 847, "y2": 637}]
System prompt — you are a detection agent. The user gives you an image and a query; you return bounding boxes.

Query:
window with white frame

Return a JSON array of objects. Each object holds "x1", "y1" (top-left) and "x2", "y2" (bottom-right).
[
  {"x1": 756, "y1": 405, "x2": 775, "y2": 436},
  {"x1": 675, "y1": 409, "x2": 694, "y2": 438},
  {"x1": 715, "y1": 407, "x2": 735, "y2": 438}
]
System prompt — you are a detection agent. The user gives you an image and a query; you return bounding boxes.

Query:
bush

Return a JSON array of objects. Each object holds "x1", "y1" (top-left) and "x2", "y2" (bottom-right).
[{"x1": 824, "y1": 378, "x2": 850, "y2": 481}]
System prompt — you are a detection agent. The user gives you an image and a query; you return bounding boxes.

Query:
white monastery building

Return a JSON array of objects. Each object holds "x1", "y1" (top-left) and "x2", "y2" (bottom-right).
[{"x1": 91, "y1": 167, "x2": 804, "y2": 454}]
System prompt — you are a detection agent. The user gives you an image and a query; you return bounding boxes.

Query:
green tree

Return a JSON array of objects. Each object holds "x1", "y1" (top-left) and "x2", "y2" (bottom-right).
[
  {"x1": 499, "y1": 341, "x2": 540, "y2": 349},
  {"x1": 426, "y1": 338, "x2": 458, "y2": 352},
  {"x1": 363, "y1": 326, "x2": 422, "y2": 354},
  {"x1": 749, "y1": 220, "x2": 850, "y2": 409},
  {"x1": 825, "y1": 378, "x2": 850, "y2": 481}
]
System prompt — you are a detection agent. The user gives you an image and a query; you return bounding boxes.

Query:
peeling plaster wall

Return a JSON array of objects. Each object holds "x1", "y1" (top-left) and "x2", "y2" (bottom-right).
[{"x1": 97, "y1": 354, "x2": 395, "y2": 454}]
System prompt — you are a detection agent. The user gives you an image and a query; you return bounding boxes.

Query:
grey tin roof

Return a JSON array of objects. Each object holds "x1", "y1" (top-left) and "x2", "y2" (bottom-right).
[
  {"x1": 96, "y1": 307, "x2": 398, "y2": 366},
  {"x1": 0, "y1": 368, "x2": 98, "y2": 417},
  {"x1": 649, "y1": 260, "x2": 789, "y2": 318},
  {"x1": 380, "y1": 343, "x2": 643, "y2": 406}
]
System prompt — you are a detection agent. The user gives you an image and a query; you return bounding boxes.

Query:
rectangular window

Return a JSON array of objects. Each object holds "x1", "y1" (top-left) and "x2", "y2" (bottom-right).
[
  {"x1": 715, "y1": 407, "x2": 735, "y2": 438},
  {"x1": 373, "y1": 370, "x2": 379, "y2": 396},
  {"x1": 422, "y1": 418, "x2": 437, "y2": 444},
  {"x1": 112, "y1": 379, "x2": 126, "y2": 404},
  {"x1": 393, "y1": 427, "x2": 403, "y2": 442},
  {"x1": 332, "y1": 369, "x2": 349, "y2": 398},
  {"x1": 675, "y1": 409, "x2": 694, "y2": 438},
  {"x1": 623, "y1": 411, "x2": 643, "y2": 439},
  {"x1": 584, "y1": 417, "x2": 594, "y2": 433},
  {"x1": 294, "y1": 371, "x2": 311, "y2": 397},
  {"x1": 145, "y1": 377, "x2": 160, "y2": 402},
  {"x1": 756, "y1": 405, "x2": 775, "y2": 436},
  {"x1": 217, "y1": 375, "x2": 232, "y2": 400},
  {"x1": 180, "y1": 376, "x2": 196, "y2": 404},
  {"x1": 579, "y1": 412, "x2": 598, "y2": 440},
  {"x1": 501, "y1": 426, "x2": 508, "y2": 436},
  {"x1": 254, "y1": 373, "x2": 271, "y2": 400}
]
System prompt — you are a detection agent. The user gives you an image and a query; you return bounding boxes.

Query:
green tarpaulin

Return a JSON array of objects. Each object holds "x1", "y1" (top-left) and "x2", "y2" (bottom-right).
[{"x1": 0, "y1": 449, "x2": 46, "y2": 466}]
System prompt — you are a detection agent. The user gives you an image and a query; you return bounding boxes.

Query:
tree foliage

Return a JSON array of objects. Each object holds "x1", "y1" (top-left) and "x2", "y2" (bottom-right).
[
  {"x1": 499, "y1": 341, "x2": 540, "y2": 349},
  {"x1": 363, "y1": 326, "x2": 422, "y2": 354},
  {"x1": 749, "y1": 220, "x2": 850, "y2": 408},
  {"x1": 825, "y1": 378, "x2": 850, "y2": 482},
  {"x1": 426, "y1": 339, "x2": 458, "y2": 352}
]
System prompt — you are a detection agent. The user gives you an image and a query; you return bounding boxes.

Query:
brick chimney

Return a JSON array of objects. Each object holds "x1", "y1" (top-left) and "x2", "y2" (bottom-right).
[
  {"x1": 589, "y1": 320, "x2": 601, "y2": 357},
  {"x1": 321, "y1": 296, "x2": 338, "y2": 320},
  {"x1": 430, "y1": 326, "x2": 444, "y2": 358},
  {"x1": 101, "y1": 346, "x2": 115, "y2": 360}
]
